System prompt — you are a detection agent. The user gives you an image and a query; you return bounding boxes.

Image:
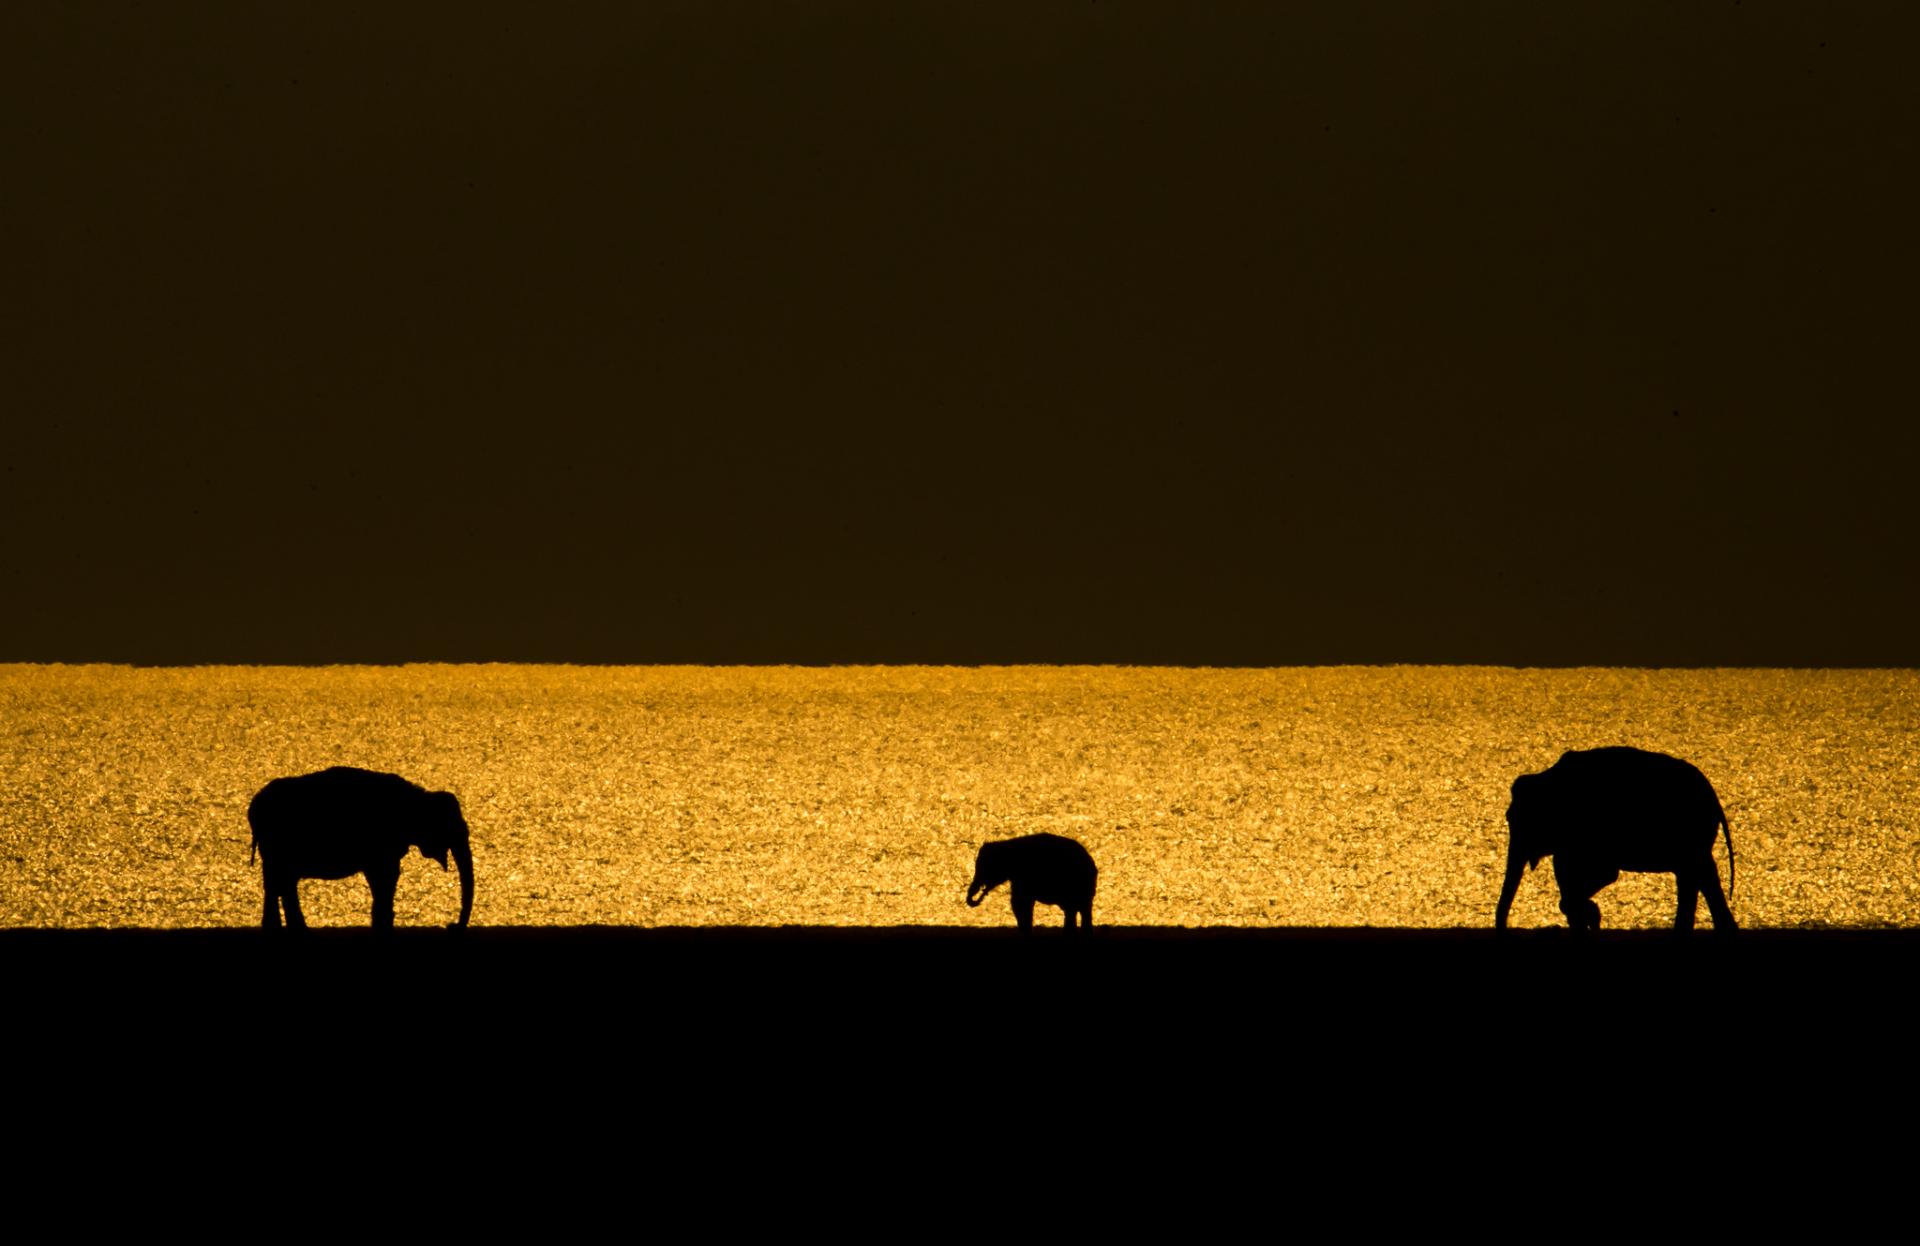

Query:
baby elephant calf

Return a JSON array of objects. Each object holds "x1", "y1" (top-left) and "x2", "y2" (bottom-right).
[{"x1": 966, "y1": 833, "x2": 1097, "y2": 933}]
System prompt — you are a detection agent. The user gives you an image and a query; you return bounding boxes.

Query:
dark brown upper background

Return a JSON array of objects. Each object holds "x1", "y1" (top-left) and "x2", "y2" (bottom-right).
[{"x1": 3, "y1": 2, "x2": 1912, "y2": 666}]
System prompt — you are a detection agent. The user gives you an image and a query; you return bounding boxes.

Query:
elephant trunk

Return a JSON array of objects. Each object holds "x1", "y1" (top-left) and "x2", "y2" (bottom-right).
[
  {"x1": 452, "y1": 841, "x2": 474, "y2": 929},
  {"x1": 1494, "y1": 845, "x2": 1527, "y2": 933},
  {"x1": 966, "y1": 875, "x2": 1003, "y2": 907}
]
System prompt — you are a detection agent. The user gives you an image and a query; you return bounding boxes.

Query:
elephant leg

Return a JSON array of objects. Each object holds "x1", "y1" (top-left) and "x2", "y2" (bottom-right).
[
  {"x1": 1061, "y1": 904, "x2": 1077, "y2": 930},
  {"x1": 1011, "y1": 887, "x2": 1035, "y2": 933},
  {"x1": 1672, "y1": 868, "x2": 1701, "y2": 934},
  {"x1": 1695, "y1": 854, "x2": 1738, "y2": 935},
  {"x1": 261, "y1": 872, "x2": 281, "y2": 929},
  {"x1": 279, "y1": 876, "x2": 308, "y2": 930},
  {"x1": 1553, "y1": 858, "x2": 1617, "y2": 936},
  {"x1": 366, "y1": 863, "x2": 400, "y2": 930}
]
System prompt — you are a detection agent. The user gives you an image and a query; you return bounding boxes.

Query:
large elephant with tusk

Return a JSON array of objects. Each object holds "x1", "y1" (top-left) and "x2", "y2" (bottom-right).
[
  {"x1": 249, "y1": 766, "x2": 475, "y2": 930},
  {"x1": 1495, "y1": 746, "x2": 1735, "y2": 937}
]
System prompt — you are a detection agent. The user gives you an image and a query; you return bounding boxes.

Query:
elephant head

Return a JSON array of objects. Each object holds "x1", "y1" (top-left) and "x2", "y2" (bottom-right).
[
  {"x1": 414, "y1": 789, "x2": 475, "y2": 929},
  {"x1": 1494, "y1": 771, "x2": 1551, "y2": 932},
  {"x1": 966, "y1": 841, "x2": 1010, "y2": 908}
]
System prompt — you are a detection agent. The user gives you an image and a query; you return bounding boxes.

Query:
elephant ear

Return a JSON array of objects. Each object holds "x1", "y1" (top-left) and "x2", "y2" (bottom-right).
[{"x1": 422, "y1": 790, "x2": 468, "y2": 845}]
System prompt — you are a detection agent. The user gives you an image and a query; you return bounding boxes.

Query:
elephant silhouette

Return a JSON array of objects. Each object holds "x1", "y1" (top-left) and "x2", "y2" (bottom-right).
[
  {"x1": 1495, "y1": 746, "x2": 1736, "y2": 937},
  {"x1": 966, "y1": 833, "x2": 1097, "y2": 933},
  {"x1": 248, "y1": 766, "x2": 474, "y2": 930}
]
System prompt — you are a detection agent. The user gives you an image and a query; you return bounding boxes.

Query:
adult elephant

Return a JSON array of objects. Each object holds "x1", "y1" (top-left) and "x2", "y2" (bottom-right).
[
  {"x1": 249, "y1": 766, "x2": 474, "y2": 930},
  {"x1": 1494, "y1": 746, "x2": 1736, "y2": 937}
]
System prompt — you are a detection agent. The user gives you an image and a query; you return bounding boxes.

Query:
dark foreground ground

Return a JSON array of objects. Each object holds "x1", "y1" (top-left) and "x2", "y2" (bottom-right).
[
  {"x1": 13, "y1": 925, "x2": 1916, "y2": 1137},
  {"x1": 13, "y1": 923, "x2": 1920, "y2": 1223}
]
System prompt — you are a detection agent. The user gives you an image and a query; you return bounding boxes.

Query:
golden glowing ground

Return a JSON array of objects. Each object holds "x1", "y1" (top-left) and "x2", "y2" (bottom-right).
[{"x1": 2, "y1": 665, "x2": 1915, "y2": 930}]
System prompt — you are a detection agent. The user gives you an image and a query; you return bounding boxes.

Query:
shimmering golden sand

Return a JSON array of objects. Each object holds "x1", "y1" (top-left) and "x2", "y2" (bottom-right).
[{"x1": 1, "y1": 665, "x2": 1915, "y2": 929}]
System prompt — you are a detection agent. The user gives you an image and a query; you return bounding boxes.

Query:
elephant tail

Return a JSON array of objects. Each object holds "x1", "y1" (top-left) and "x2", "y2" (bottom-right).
[{"x1": 1720, "y1": 803, "x2": 1735, "y2": 910}]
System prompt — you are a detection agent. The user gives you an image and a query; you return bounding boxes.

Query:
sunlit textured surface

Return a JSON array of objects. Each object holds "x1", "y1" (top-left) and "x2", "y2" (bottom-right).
[{"x1": 2, "y1": 665, "x2": 1915, "y2": 929}]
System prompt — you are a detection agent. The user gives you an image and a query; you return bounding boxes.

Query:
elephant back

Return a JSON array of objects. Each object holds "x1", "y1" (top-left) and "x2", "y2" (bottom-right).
[
  {"x1": 1538, "y1": 747, "x2": 1726, "y2": 850},
  {"x1": 249, "y1": 766, "x2": 436, "y2": 866}
]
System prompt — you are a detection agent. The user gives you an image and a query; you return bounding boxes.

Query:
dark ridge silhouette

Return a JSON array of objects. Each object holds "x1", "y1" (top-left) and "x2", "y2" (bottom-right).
[
  {"x1": 10, "y1": 925, "x2": 1913, "y2": 1160},
  {"x1": 9, "y1": 922, "x2": 1905, "y2": 1079},
  {"x1": 966, "y1": 832, "x2": 1097, "y2": 933},
  {"x1": 1496, "y1": 746, "x2": 1736, "y2": 937},
  {"x1": 248, "y1": 766, "x2": 474, "y2": 930}
]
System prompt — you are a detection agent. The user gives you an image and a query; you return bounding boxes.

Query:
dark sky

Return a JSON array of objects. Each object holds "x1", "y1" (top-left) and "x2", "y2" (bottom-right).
[{"x1": 4, "y1": 3, "x2": 1913, "y2": 666}]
